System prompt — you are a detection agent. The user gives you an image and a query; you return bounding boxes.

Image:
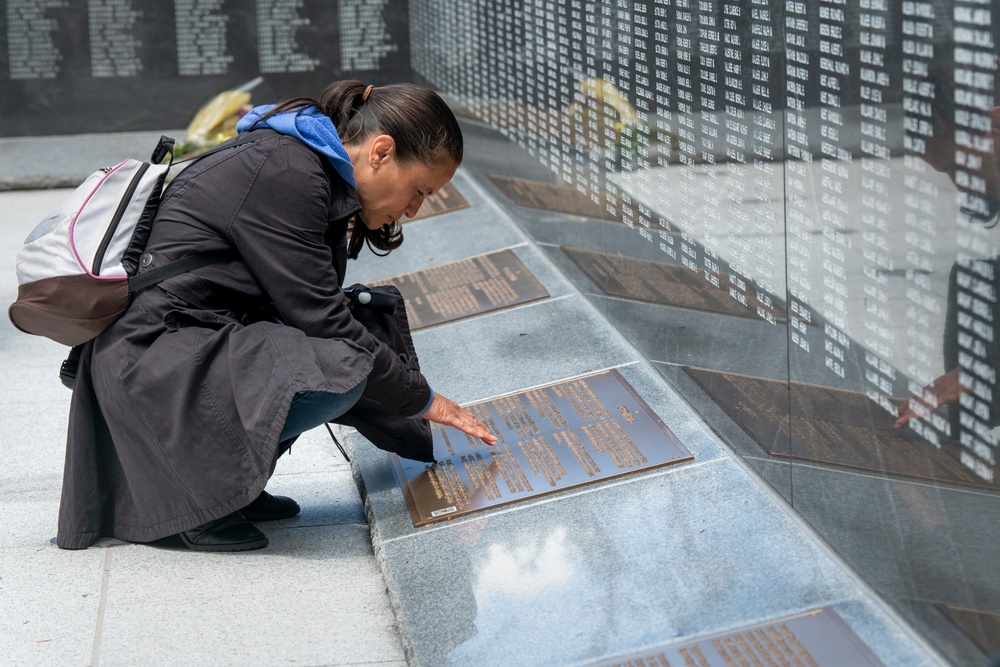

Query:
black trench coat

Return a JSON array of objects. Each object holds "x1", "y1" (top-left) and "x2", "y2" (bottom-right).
[{"x1": 57, "y1": 130, "x2": 432, "y2": 549}]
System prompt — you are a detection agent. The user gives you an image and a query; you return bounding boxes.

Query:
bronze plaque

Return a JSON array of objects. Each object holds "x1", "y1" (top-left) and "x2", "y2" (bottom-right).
[
  {"x1": 400, "y1": 182, "x2": 470, "y2": 223},
  {"x1": 488, "y1": 174, "x2": 622, "y2": 221},
  {"x1": 937, "y1": 604, "x2": 1000, "y2": 656},
  {"x1": 684, "y1": 367, "x2": 1000, "y2": 490},
  {"x1": 590, "y1": 607, "x2": 885, "y2": 667},
  {"x1": 382, "y1": 249, "x2": 548, "y2": 330},
  {"x1": 565, "y1": 246, "x2": 787, "y2": 323},
  {"x1": 391, "y1": 369, "x2": 693, "y2": 526}
]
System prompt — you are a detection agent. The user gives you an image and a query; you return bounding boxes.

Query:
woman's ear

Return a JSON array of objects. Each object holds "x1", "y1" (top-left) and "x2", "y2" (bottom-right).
[{"x1": 369, "y1": 135, "x2": 396, "y2": 169}]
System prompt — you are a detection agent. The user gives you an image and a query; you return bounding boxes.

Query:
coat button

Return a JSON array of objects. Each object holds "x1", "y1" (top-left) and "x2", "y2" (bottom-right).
[{"x1": 140, "y1": 253, "x2": 153, "y2": 268}]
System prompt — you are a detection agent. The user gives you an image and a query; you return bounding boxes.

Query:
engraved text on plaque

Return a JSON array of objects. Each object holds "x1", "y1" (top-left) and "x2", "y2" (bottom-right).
[
  {"x1": 382, "y1": 249, "x2": 549, "y2": 330},
  {"x1": 590, "y1": 607, "x2": 885, "y2": 667},
  {"x1": 391, "y1": 369, "x2": 693, "y2": 526}
]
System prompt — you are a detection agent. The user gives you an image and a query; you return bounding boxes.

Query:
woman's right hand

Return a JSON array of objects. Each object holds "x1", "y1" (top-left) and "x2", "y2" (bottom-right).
[
  {"x1": 894, "y1": 367, "x2": 964, "y2": 428},
  {"x1": 422, "y1": 393, "x2": 497, "y2": 445}
]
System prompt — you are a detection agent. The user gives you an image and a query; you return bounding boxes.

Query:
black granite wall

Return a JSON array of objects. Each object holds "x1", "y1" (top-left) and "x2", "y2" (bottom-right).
[
  {"x1": 409, "y1": 2, "x2": 1000, "y2": 665},
  {"x1": 0, "y1": 0, "x2": 410, "y2": 135}
]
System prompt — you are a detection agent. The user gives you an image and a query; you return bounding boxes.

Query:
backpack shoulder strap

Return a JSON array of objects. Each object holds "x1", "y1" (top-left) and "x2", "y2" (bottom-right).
[
  {"x1": 127, "y1": 250, "x2": 234, "y2": 293},
  {"x1": 127, "y1": 132, "x2": 266, "y2": 292},
  {"x1": 125, "y1": 132, "x2": 268, "y2": 293}
]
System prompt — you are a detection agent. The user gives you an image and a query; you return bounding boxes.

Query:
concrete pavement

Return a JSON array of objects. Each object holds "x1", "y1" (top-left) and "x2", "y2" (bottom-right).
[{"x1": 0, "y1": 185, "x2": 408, "y2": 667}]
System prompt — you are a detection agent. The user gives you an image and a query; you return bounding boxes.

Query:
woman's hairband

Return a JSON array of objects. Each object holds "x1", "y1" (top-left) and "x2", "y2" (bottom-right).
[{"x1": 362, "y1": 85, "x2": 374, "y2": 102}]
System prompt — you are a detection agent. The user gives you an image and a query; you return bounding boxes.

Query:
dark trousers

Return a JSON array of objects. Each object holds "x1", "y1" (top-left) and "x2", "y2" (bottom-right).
[{"x1": 276, "y1": 380, "x2": 367, "y2": 456}]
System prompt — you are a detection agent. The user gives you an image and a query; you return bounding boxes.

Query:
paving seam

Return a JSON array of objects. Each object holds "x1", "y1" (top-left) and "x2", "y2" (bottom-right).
[{"x1": 90, "y1": 548, "x2": 113, "y2": 667}]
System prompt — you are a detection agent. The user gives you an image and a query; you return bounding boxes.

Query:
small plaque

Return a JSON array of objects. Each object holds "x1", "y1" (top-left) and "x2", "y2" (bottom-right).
[
  {"x1": 400, "y1": 182, "x2": 470, "y2": 222},
  {"x1": 684, "y1": 367, "x2": 999, "y2": 490},
  {"x1": 937, "y1": 604, "x2": 1000, "y2": 656},
  {"x1": 565, "y1": 246, "x2": 786, "y2": 322},
  {"x1": 381, "y1": 249, "x2": 549, "y2": 330},
  {"x1": 391, "y1": 369, "x2": 693, "y2": 526},
  {"x1": 590, "y1": 607, "x2": 885, "y2": 667},
  {"x1": 488, "y1": 174, "x2": 622, "y2": 221}
]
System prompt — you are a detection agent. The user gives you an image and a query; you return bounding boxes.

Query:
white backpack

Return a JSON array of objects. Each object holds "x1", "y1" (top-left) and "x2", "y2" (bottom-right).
[{"x1": 9, "y1": 136, "x2": 233, "y2": 347}]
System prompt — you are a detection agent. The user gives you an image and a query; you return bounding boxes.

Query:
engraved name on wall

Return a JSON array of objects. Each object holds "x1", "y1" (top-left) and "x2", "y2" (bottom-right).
[{"x1": 0, "y1": 0, "x2": 411, "y2": 135}]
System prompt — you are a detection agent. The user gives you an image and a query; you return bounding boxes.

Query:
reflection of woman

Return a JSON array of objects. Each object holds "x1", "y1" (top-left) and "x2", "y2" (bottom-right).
[
  {"x1": 895, "y1": 64, "x2": 1000, "y2": 431},
  {"x1": 58, "y1": 81, "x2": 495, "y2": 553}
]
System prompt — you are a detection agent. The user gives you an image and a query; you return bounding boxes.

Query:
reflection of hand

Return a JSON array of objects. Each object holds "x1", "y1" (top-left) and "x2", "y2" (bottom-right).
[
  {"x1": 894, "y1": 367, "x2": 964, "y2": 428},
  {"x1": 422, "y1": 393, "x2": 498, "y2": 445}
]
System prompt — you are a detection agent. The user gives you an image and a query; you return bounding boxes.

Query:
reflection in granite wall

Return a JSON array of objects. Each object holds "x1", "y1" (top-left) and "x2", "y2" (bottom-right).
[
  {"x1": 0, "y1": 0, "x2": 411, "y2": 136},
  {"x1": 411, "y1": 1, "x2": 1000, "y2": 665}
]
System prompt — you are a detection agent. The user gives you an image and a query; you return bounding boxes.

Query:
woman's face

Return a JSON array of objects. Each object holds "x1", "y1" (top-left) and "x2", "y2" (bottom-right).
[{"x1": 351, "y1": 135, "x2": 457, "y2": 230}]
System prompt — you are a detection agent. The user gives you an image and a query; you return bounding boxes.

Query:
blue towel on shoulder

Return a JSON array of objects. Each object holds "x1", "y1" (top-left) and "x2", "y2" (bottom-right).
[{"x1": 237, "y1": 105, "x2": 356, "y2": 188}]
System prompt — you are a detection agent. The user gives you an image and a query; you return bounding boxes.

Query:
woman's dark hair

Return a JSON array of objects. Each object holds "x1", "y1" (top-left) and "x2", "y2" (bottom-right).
[{"x1": 256, "y1": 81, "x2": 464, "y2": 258}]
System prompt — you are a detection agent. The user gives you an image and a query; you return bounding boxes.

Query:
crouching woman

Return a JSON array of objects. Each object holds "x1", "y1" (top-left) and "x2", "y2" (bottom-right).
[{"x1": 57, "y1": 81, "x2": 495, "y2": 552}]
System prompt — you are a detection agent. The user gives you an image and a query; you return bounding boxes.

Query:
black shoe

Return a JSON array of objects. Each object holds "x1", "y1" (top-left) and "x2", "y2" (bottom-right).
[
  {"x1": 179, "y1": 511, "x2": 268, "y2": 552},
  {"x1": 240, "y1": 490, "x2": 301, "y2": 522}
]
